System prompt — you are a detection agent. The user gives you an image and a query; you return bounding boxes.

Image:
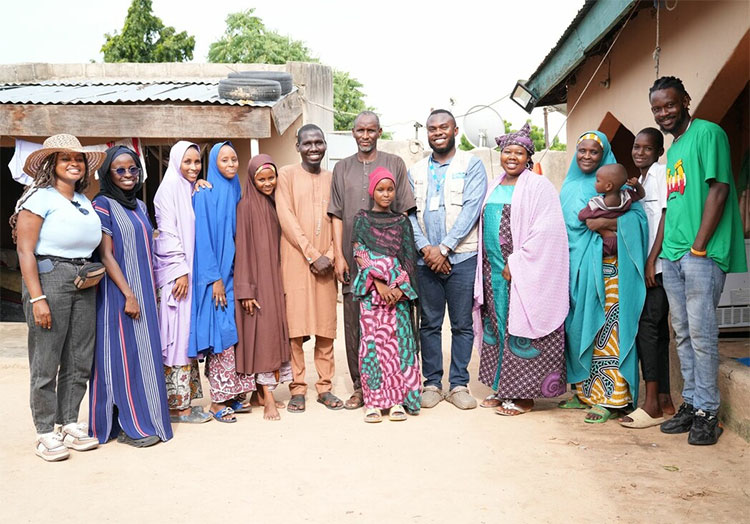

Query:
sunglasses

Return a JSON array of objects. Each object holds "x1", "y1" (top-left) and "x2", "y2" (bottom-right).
[
  {"x1": 111, "y1": 166, "x2": 141, "y2": 176},
  {"x1": 70, "y1": 200, "x2": 89, "y2": 216}
]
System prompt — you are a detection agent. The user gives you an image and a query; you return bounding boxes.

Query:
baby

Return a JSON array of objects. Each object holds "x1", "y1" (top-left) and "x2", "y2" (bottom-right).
[{"x1": 578, "y1": 163, "x2": 645, "y2": 256}]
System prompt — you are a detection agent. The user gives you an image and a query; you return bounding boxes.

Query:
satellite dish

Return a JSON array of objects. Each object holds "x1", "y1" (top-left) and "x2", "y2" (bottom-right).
[{"x1": 463, "y1": 105, "x2": 505, "y2": 148}]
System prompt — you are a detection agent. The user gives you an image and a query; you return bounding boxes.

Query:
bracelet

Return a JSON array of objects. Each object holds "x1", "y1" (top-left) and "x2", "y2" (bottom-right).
[
  {"x1": 690, "y1": 247, "x2": 707, "y2": 257},
  {"x1": 29, "y1": 295, "x2": 47, "y2": 304}
]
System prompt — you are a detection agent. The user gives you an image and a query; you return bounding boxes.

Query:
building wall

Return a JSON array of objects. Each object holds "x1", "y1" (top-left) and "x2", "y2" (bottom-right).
[
  {"x1": 565, "y1": 1, "x2": 749, "y2": 162},
  {"x1": 257, "y1": 115, "x2": 304, "y2": 172}
]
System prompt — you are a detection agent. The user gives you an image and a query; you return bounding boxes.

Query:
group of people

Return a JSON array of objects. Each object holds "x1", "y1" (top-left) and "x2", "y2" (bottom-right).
[{"x1": 14, "y1": 75, "x2": 746, "y2": 462}]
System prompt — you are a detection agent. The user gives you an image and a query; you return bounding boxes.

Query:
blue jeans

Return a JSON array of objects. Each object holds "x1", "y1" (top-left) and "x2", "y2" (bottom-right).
[
  {"x1": 661, "y1": 253, "x2": 726, "y2": 413},
  {"x1": 417, "y1": 256, "x2": 476, "y2": 390}
]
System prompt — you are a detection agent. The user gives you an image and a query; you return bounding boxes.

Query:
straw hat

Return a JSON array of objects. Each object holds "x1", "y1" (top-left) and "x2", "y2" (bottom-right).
[{"x1": 23, "y1": 134, "x2": 106, "y2": 178}]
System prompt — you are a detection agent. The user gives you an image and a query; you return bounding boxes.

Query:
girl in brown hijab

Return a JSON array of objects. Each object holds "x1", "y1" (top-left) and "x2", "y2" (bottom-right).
[{"x1": 234, "y1": 154, "x2": 292, "y2": 420}]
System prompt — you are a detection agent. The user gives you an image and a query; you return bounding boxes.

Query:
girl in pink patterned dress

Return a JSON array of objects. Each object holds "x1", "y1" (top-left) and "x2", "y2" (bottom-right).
[{"x1": 352, "y1": 167, "x2": 421, "y2": 423}]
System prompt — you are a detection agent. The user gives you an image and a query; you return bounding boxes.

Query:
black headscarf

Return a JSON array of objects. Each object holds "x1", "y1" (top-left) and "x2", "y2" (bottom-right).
[{"x1": 95, "y1": 146, "x2": 143, "y2": 210}]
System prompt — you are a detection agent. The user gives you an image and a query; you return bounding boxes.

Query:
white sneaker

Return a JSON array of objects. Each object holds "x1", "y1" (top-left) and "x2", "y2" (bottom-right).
[
  {"x1": 35, "y1": 432, "x2": 70, "y2": 462},
  {"x1": 61, "y1": 422, "x2": 99, "y2": 451}
]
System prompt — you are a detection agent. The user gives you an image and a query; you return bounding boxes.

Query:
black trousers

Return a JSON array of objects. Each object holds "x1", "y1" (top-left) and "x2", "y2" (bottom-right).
[
  {"x1": 343, "y1": 292, "x2": 361, "y2": 391},
  {"x1": 636, "y1": 274, "x2": 671, "y2": 394}
]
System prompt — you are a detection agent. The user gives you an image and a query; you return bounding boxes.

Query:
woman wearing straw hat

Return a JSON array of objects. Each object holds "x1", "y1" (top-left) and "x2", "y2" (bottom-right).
[{"x1": 10, "y1": 134, "x2": 106, "y2": 462}]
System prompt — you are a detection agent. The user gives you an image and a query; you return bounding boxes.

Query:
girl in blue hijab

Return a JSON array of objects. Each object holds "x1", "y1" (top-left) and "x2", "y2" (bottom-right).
[
  {"x1": 190, "y1": 141, "x2": 255, "y2": 423},
  {"x1": 559, "y1": 131, "x2": 648, "y2": 423}
]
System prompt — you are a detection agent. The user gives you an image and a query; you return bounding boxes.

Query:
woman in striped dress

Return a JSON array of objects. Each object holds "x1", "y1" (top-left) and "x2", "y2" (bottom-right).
[{"x1": 88, "y1": 146, "x2": 173, "y2": 447}]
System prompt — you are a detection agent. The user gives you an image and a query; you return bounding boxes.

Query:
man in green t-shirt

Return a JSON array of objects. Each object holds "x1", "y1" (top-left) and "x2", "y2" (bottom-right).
[{"x1": 649, "y1": 76, "x2": 747, "y2": 446}]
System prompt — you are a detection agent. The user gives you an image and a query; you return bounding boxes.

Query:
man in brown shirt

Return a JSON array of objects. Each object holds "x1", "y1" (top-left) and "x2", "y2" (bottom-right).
[
  {"x1": 328, "y1": 111, "x2": 416, "y2": 409},
  {"x1": 277, "y1": 124, "x2": 342, "y2": 412}
]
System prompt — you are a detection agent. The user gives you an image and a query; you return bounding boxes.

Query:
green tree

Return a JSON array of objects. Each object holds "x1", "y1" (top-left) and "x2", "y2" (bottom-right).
[
  {"x1": 503, "y1": 119, "x2": 566, "y2": 152},
  {"x1": 458, "y1": 134, "x2": 475, "y2": 151},
  {"x1": 207, "y1": 9, "x2": 375, "y2": 131},
  {"x1": 101, "y1": 0, "x2": 195, "y2": 62},
  {"x1": 207, "y1": 10, "x2": 312, "y2": 64}
]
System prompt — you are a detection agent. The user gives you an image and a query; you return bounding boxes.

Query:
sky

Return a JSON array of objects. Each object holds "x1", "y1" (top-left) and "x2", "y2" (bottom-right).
[{"x1": 1, "y1": 0, "x2": 584, "y2": 144}]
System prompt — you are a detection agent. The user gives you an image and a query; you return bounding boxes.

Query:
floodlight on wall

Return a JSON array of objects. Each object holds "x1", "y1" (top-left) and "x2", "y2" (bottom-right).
[{"x1": 510, "y1": 81, "x2": 538, "y2": 113}]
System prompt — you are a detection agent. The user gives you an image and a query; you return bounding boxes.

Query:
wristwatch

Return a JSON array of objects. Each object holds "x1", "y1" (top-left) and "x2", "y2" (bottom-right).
[{"x1": 439, "y1": 244, "x2": 450, "y2": 257}]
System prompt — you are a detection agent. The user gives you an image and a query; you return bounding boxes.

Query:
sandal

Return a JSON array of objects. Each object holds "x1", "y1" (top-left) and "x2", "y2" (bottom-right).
[
  {"x1": 287, "y1": 394, "x2": 306, "y2": 413},
  {"x1": 209, "y1": 406, "x2": 237, "y2": 423},
  {"x1": 495, "y1": 399, "x2": 532, "y2": 416},
  {"x1": 558, "y1": 396, "x2": 587, "y2": 409},
  {"x1": 227, "y1": 398, "x2": 252, "y2": 414},
  {"x1": 584, "y1": 404, "x2": 617, "y2": 424},
  {"x1": 389, "y1": 405, "x2": 407, "y2": 422},
  {"x1": 364, "y1": 408, "x2": 382, "y2": 423},
  {"x1": 344, "y1": 390, "x2": 364, "y2": 410},
  {"x1": 481, "y1": 393, "x2": 502, "y2": 409},
  {"x1": 170, "y1": 408, "x2": 212, "y2": 424},
  {"x1": 317, "y1": 392, "x2": 344, "y2": 411}
]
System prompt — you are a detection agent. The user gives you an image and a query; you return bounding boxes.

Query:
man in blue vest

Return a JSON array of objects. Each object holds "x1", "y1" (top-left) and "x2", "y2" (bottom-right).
[{"x1": 409, "y1": 109, "x2": 487, "y2": 409}]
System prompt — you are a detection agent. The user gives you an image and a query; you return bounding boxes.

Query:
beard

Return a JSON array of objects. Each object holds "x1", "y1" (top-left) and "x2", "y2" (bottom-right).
[
  {"x1": 659, "y1": 108, "x2": 690, "y2": 134},
  {"x1": 429, "y1": 135, "x2": 456, "y2": 154}
]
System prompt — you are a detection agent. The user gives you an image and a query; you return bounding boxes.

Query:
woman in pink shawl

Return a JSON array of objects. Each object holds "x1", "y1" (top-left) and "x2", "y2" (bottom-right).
[
  {"x1": 472, "y1": 123, "x2": 569, "y2": 416},
  {"x1": 153, "y1": 141, "x2": 211, "y2": 423}
]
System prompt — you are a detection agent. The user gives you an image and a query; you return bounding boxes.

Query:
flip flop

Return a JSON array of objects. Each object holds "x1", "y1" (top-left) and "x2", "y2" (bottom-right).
[
  {"x1": 481, "y1": 393, "x2": 502, "y2": 408},
  {"x1": 495, "y1": 399, "x2": 532, "y2": 416},
  {"x1": 619, "y1": 407, "x2": 665, "y2": 428},
  {"x1": 558, "y1": 396, "x2": 587, "y2": 409},
  {"x1": 317, "y1": 392, "x2": 344, "y2": 411},
  {"x1": 210, "y1": 406, "x2": 237, "y2": 423},
  {"x1": 227, "y1": 399, "x2": 252, "y2": 414},
  {"x1": 584, "y1": 404, "x2": 617, "y2": 424}
]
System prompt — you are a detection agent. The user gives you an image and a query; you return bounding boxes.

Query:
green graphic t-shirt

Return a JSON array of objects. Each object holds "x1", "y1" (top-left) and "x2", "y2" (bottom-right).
[{"x1": 661, "y1": 119, "x2": 747, "y2": 273}]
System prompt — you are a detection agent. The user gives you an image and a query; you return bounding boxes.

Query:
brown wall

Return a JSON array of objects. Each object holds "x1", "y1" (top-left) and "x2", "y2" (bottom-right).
[{"x1": 565, "y1": 1, "x2": 749, "y2": 167}]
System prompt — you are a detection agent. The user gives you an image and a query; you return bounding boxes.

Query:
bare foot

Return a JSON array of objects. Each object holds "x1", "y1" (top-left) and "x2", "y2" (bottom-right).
[
  {"x1": 170, "y1": 407, "x2": 191, "y2": 418},
  {"x1": 660, "y1": 394, "x2": 675, "y2": 415},
  {"x1": 262, "y1": 386, "x2": 281, "y2": 421},
  {"x1": 251, "y1": 390, "x2": 285, "y2": 409},
  {"x1": 496, "y1": 398, "x2": 533, "y2": 416}
]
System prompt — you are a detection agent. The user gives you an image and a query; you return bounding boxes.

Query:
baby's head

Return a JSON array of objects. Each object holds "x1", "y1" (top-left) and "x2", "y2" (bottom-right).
[{"x1": 594, "y1": 163, "x2": 628, "y2": 195}]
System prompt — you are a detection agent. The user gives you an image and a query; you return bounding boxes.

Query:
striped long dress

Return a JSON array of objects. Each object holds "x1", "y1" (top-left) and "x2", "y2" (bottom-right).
[{"x1": 89, "y1": 197, "x2": 172, "y2": 444}]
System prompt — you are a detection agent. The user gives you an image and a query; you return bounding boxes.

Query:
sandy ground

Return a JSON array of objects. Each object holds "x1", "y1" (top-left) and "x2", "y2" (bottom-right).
[{"x1": 0, "y1": 307, "x2": 748, "y2": 524}]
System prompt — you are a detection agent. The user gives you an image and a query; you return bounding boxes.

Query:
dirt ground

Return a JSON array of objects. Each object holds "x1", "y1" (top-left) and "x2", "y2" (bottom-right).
[{"x1": 0, "y1": 308, "x2": 748, "y2": 524}]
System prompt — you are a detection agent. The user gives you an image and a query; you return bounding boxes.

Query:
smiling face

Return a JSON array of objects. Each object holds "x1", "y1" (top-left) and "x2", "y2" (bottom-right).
[
  {"x1": 110, "y1": 153, "x2": 139, "y2": 191},
  {"x1": 500, "y1": 145, "x2": 529, "y2": 177},
  {"x1": 352, "y1": 114, "x2": 381, "y2": 154},
  {"x1": 54, "y1": 152, "x2": 86, "y2": 185},
  {"x1": 650, "y1": 87, "x2": 690, "y2": 136},
  {"x1": 297, "y1": 129, "x2": 327, "y2": 169},
  {"x1": 576, "y1": 139, "x2": 603, "y2": 174},
  {"x1": 180, "y1": 146, "x2": 202, "y2": 183},
  {"x1": 254, "y1": 166, "x2": 277, "y2": 196},
  {"x1": 372, "y1": 178, "x2": 395, "y2": 212},
  {"x1": 216, "y1": 144, "x2": 238, "y2": 179},
  {"x1": 426, "y1": 113, "x2": 458, "y2": 154},
  {"x1": 631, "y1": 133, "x2": 663, "y2": 171}
]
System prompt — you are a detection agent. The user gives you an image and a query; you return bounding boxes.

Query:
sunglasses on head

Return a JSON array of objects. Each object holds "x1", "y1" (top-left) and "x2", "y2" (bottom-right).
[
  {"x1": 70, "y1": 200, "x2": 89, "y2": 215},
  {"x1": 111, "y1": 166, "x2": 141, "y2": 176}
]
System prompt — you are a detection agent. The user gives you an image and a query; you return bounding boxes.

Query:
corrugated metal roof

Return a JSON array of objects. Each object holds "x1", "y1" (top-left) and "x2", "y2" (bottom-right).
[{"x1": 0, "y1": 81, "x2": 292, "y2": 107}]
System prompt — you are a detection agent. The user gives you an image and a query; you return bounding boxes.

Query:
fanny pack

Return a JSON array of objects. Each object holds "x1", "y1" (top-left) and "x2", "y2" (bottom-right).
[
  {"x1": 37, "y1": 256, "x2": 106, "y2": 290},
  {"x1": 74, "y1": 263, "x2": 106, "y2": 289}
]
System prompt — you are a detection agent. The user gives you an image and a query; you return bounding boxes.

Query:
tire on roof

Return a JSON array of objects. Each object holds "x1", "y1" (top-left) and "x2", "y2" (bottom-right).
[
  {"x1": 226, "y1": 71, "x2": 293, "y2": 95},
  {"x1": 218, "y1": 78, "x2": 282, "y2": 102}
]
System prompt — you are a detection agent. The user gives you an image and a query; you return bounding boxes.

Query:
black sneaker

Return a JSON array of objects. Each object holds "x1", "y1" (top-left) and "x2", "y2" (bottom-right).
[
  {"x1": 688, "y1": 410, "x2": 723, "y2": 446},
  {"x1": 660, "y1": 402, "x2": 694, "y2": 434}
]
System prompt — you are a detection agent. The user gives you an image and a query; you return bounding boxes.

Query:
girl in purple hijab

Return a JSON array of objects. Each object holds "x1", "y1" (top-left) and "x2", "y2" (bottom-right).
[{"x1": 153, "y1": 141, "x2": 211, "y2": 423}]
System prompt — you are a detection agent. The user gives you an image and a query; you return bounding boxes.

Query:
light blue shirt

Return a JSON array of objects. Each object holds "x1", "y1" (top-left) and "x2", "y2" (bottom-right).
[
  {"x1": 20, "y1": 187, "x2": 101, "y2": 259},
  {"x1": 408, "y1": 153, "x2": 487, "y2": 266}
]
